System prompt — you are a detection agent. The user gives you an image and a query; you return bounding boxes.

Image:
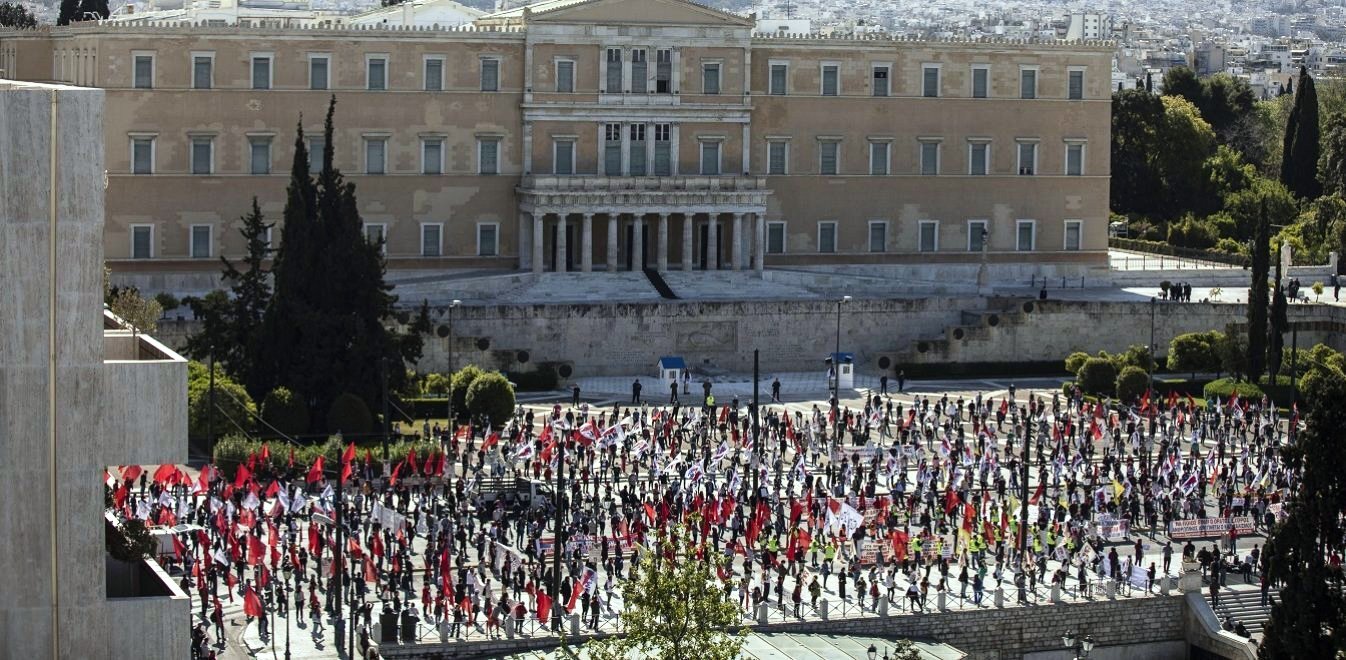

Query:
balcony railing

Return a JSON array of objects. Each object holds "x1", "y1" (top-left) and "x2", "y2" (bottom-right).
[{"x1": 520, "y1": 174, "x2": 769, "y2": 193}]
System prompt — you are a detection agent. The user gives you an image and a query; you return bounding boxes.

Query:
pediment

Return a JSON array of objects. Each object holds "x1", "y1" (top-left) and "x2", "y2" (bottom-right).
[{"x1": 528, "y1": 0, "x2": 753, "y2": 27}]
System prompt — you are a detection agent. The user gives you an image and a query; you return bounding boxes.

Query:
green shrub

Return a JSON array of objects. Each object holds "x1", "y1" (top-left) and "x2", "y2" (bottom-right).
[
  {"x1": 1115, "y1": 366, "x2": 1150, "y2": 403},
  {"x1": 107, "y1": 518, "x2": 156, "y2": 562},
  {"x1": 187, "y1": 361, "x2": 256, "y2": 440},
  {"x1": 212, "y1": 434, "x2": 254, "y2": 481},
  {"x1": 423, "y1": 373, "x2": 452, "y2": 396},
  {"x1": 1062, "y1": 381, "x2": 1077, "y2": 398},
  {"x1": 1167, "y1": 331, "x2": 1224, "y2": 378},
  {"x1": 466, "y1": 371, "x2": 517, "y2": 427},
  {"x1": 1166, "y1": 216, "x2": 1218, "y2": 250},
  {"x1": 1077, "y1": 358, "x2": 1119, "y2": 396},
  {"x1": 507, "y1": 365, "x2": 560, "y2": 391},
  {"x1": 1203, "y1": 377, "x2": 1264, "y2": 402},
  {"x1": 450, "y1": 365, "x2": 485, "y2": 420},
  {"x1": 1064, "y1": 351, "x2": 1091, "y2": 375},
  {"x1": 261, "y1": 386, "x2": 309, "y2": 437},
  {"x1": 326, "y1": 393, "x2": 372, "y2": 435}
]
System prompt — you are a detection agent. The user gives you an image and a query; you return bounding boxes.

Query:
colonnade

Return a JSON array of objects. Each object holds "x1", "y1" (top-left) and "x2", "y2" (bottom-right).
[{"x1": 519, "y1": 210, "x2": 766, "y2": 274}]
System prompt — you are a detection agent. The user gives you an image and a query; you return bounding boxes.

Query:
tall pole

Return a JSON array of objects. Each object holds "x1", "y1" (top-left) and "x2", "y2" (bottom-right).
[
  {"x1": 1290, "y1": 325, "x2": 1299, "y2": 405},
  {"x1": 552, "y1": 424, "x2": 565, "y2": 637},
  {"x1": 332, "y1": 438, "x2": 344, "y2": 651},
  {"x1": 381, "y1": 357, "x2": 390, "y2": 461},
  {"x1": 447, "y1": 299, "x2": 461, "y2": 428},
  {"x1": 1018, "y1": 412, "x2": 1030, "y2": 567},
  {"x1": 752, "y1": 349, "x2": 760, "y2": 499},
  {"x1": 208, "y1": 352, "x2": 216, "y2": 459},
  {"x1": 1148, "y1": 297, "x2": 1157, "y2": 399}
]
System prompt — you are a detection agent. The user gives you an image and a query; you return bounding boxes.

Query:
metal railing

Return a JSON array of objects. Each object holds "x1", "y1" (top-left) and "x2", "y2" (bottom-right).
[{"x1": 1109, "y1": 238, "x2": 1248, "y2": 269}]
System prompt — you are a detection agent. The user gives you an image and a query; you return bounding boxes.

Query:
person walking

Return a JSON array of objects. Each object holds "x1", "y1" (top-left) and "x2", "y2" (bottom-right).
[
  {"x1": 631, "y1": 379, "x2": 642, "y2": 405},
  {"x1": 771, "y1": 378, "x2": 782, "y2": 403},
  {"x1": 897, "y1": 370, "x2": 906, "y2": 393},
  {"x1": 669, "y1": 379, "x2": 678, "y2": 404}
]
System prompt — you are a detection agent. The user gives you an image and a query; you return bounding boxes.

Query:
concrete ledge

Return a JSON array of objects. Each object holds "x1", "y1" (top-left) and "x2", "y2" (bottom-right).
[{"x1": 1184, "y1": 592, "x2": 1257, "y2": 660}]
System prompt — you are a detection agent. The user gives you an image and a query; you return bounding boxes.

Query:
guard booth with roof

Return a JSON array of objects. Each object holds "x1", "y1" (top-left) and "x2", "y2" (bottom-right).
[
  {"x1": 658, "y1": 356, "x2": 686, "y2": 385},
  {"x1": 826, "y1": 352, "x2": 855, "y2": 389}
]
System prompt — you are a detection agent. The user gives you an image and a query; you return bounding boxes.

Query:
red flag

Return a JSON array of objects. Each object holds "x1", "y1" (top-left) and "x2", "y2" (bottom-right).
[
  {"x1": 260, "y1": 443, "x2": 270, "y2": 462},
  {"x1": 407, "y1": 449, "x2": 419, "y2": 475},
  {"x1": 999, "y1": 398, "x2": 1009, "y2": 415},
  {"x1": 365, "y1": 449, "x2": 373, "y2": 466},
  {"x1": 482, "y1": 432, "x2": 500, "y2": 451},
  {"x1": 1029, "y1": 481, "x2": 1045, "y2": 505},
  {"x1": 306, "y1": 455, "x2": 324, "y2": 484},
  {"x1": 113, "y1": 484, "x2": 129, "y2": 509},
  {"x1": 248, "y1": 535, "x2": 265, "y2": 566},
  {"x1": 389, "y1": 461, "x2": 403, "y2": 488},
  {"x1": 364, "y1": 557, "x2": 377, "y2": 583},
  {"x1": 260, "y1": 564, "x2": 271, "y2": 588},
  {"x1": 536, "y1": 592, "x2": 552, "y2": 621},
  {"x1": 171, "y1": 535, "x2": 186, "y2": 561},
  {"x1": 288, "y1": 447, "x2": 295, "y2": 468},
  {"x1": 121, "y1": 465, "x2": 143, "y2": 483},
  {"x1": 644, "y1": 502, "x2": 658, "y2": 524},
  {"x1": 243, "y1": 585, "x2": 263, "y2": 618},
  {"x1": 234, "y1": 463, "x2": 253, "y2": 489},
  {"x1": 264, "y1": 480, "x2": 280, "y2": 498},
  {"x1": 342, "y1": 442, "x2": 356, "y2": 465},
  {"x1": 340, "y1": 460, "x2": 353, "y2": 486},
  {"x1": 153, "y1": 463, "x2": 176, "y2": 485}
]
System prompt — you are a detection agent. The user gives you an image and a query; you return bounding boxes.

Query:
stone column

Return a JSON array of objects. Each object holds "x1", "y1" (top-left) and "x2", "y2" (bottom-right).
[
  {"x1": 632, "y1": 215, "x2": 644, "y2": 271},
  {"x1": 580, "y1": 213, "x2": 593, "y2": 273},
  {"x1": 682, "y1": 212, "x2": 694, "y2": 271},
  {"x1": 519, "y1": 211, "x2": 532, "y2": 271},
  {"x1": 607, "y1": 214, "x2": 619, "y2": 271},
  {"x1": 532, "y1": 213, "x2": 544, "y2": 274},
  {"x1": 706, "y1": 215, "x2": 718, "y2": 271},
  {"x1": 731, "y1": 212, "x2": 744, "y2": 271},
  {"x1": 657, "y1": 214, "x2": 669, "y2": 273},
  {"x1": 556, "y1": 213, "x2": 568, "y2": 273},
  {"x1": 754, "y1": 213, "x2": 765, "y2": 274}
]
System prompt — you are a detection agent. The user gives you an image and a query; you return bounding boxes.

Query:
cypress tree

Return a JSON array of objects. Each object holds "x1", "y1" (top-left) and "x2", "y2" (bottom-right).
[
  {"x1": 1280, "y1": 66, "x2": 1321, "y2": 199},
  {"x1": 57, "y1": 0, "x2": 79, "y2": 24},
  {"x1": 219, "y1": 198, "x2": 273, "y2": 391},
  {"x1": 1247, "y1": 199, "x2": 1271, "y2": 383}
]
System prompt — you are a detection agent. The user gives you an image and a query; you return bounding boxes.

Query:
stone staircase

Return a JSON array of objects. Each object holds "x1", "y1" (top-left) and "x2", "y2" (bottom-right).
[
  {"x1": 1206, "y1": 584, "x2": 1273, "y2": 640},
  {"x1": 498, "y1": 272, "x2": 665, "y2": 304}
]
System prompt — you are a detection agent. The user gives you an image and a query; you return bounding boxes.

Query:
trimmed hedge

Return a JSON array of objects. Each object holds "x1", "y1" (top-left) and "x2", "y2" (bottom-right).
[
  {"x1": 261, "y1": 386, "x2": 309, "y2": 436},
  {"x1": 212, "y1": 434, "x2": 443, "y2": 482},
  {"x1": 1077, "y1": 357, "x2": 1118, "y2": 396},
  {"x1": 1203, "y1": 376, "x2": 1294, "y2": 405},
  {"x1": 466, "y1": 371, "x2": 516, "y2": 426},
  {"x1": 1115, "y1": 366, "x2": 1149, "y2": 404}
]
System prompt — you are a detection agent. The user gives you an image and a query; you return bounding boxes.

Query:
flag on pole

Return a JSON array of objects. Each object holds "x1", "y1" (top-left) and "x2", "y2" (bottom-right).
[{"x1": 306, "y1": 456, "x2": 324, "y2": 484}]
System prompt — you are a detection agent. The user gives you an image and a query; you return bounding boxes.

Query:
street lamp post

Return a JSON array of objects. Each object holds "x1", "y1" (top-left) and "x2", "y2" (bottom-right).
[
  {"x1": 1062, "y1": 630, "x2": 1095, "y2": 659},
  {"x1": 832, "y1": 295, "x2": 851, "y2": 443},
  {"x1": 1148, "y1": 297, "x2": 1157, "y2": 399},
  {"x1": 447, "y1": 299, "x2": 462, "y2": 428}
]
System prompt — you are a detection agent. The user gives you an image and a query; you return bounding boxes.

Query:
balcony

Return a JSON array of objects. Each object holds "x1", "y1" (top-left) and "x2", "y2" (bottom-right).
[
  {"x1": 517, "y1": 175, "x2": 771, "y2": 216},
  {"x1": 101, "y1": 309, "x2": 189, "y2": 466}
]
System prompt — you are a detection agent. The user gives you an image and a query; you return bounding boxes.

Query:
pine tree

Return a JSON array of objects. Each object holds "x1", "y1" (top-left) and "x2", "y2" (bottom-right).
[
  {"x1": 1259, "y1": 367, "x2": 1346, "y2": 658},
  {"x1": 253, "y1": 97, "x2": 424, "y2": 430},
  {"x1": 0, "y1": 2, "x2": 38, "y2": 27},
  {"x1": 221, "y1": 197, "x2": 273, "y2": 390},
  {"x1": 1247, "y1": 199, "x2": 1271, "y2": 382},
  {"x1": 56, "y1": 0, "x2": 79, "y2": 23},
  {"x1": 1280, "y1": 66, "x2": 1321, "y2": 200}
]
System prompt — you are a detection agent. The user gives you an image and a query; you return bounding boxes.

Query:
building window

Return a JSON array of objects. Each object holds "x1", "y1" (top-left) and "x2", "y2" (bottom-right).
[
  {"x1": 133, "y1": 53, "x2": 154, "y2": 89},
  {"x1": 1068, "y1": 69, "x2": 1084, "y2": 99},
  {"x1": 309, "y1": 54, "x2": 329, "y2": 90},
  {"x1": 821, "y1": 63, "x2": 839, "y2": 96},
  {"x1": 478, "y1": 138, "x2": 499, "y2": 175},
  {"x1": 767, "y1": 221, "x2": 786, "y2": 254},
  {"x1": 422, "y1": 138, "x2": 443, "y2": 175},
  {"x1": 1016, "y1": 220, "x2": 1036, "y2": 251},
  {"x1": 364, "y1": 223, "x2": 386, "y2": 250},
  {"x1": 872, "y1": 65, "x2": 889, "y2": 96},
  {"x1": 554, "y1": 139, "x2": 574, "y2": 175},
  {"x1": 480, "y1": 57, "x2": 499, "y2": 91},
  {"x1": 192, "y1": 53, "x2": 213, "y2": 89},
  {"x1": 424, "y1": 56, "x2": 444, "y2": 91},
  {"x1": 968, "y1": 220, "x2": 988, "y2": 252},
  {"x1": 478, "y1": 223, "x2": 498, "y2": 256},
  {"x1": 367, "y1": 56, "x2": 387, "y2": 90},
  {"x1": 629, "y1": 124, "x2": 647, "y2": 176},
  {"x1": 653, "y1": 124, "x2": 672, "y2": 176},
  {"x1": 631, "y1": 49, "x2": 648, "y2": 94},
  {"x1": 1064, "y1": 220, "x2": 1082, "y2": 251},
  {"x1": 702, "y1": 62, "x2": 720, "y2": 94},
  {"x1": 819, "y1": 140, "x2": 839, "y2": 175},
  {"x1": 699, "y1": 141, "x2": 721, "y2": 175},
  {"x1": 1066, "y1": 142, "x2": 1084, "y2": 176},
  {"x1": 922, "y1": 65, "x2": 939, "y2": 97},
  {"x1": 918, "y1": 221, "x2": 938, "y2": 252},
  {"x1": 655, "y1": 49, "x2": 672, "y2": 94},
  {"x1": 190, "y1": 225, "x2": 212, "y2": 259},
  {"x1": 920, "y1": 141, "x2": 939, "y2": 176},
  {"x1": 556, "y1": 60, "x2": 574, "y2": 93},
  {"x1": 969, "y1": 141, "x2": 989, "y2": 175},
  {"x1": 131, "y1": 225, "x2": 153, "y2": 259},
  {"x1": 131, "y1": 136, "x2": 154, "y2": 175},
  {"x1": 365, "y1": 138, "x2": 387, "y2": 175},
  {"x1": 190, "y1": 136, "x2": 213, "y2": 175},
  {"x1": 868, "y1": 221, "x2": 887, "y2": 252},
  {"x1": 308, "y1": 137, "x2": 325, "y2": 175},
  {"x1": 604, "y1": 123, "x2": 622, "y2": 175},
  {"x1": 869, "y1": 142, "x2": 889, "y2": 175},
  {"x1": 421, "y1": 223, "x2": 443, "y2": 257},
  {"x1": 767, "y1": 140, "x2": 787, "y2": 175},
  {"x1": 1017, "y1": 141, "x2": 1037, "y2": 175},
  {"x1": 249, "y1": 137, "x2": 271, "y2": 175},
  {"x1": 971, "y1": 66, "x2": 988, "y2": 98},
  {"x1": 769, "y1": 63, "x2": 787, "y2": 95},
  {"x1": 1020, "y1": 68, "x2": 1037, "y2": 99},
  {"x1": 251, "y1": 54, "x2": 271, "y2": 90},
  {"x1": 605, "y1": 48, "x2": 622, "y2": 93},
  {"x1": 817, "y1": 222, "x2": 836, "y2": 253}
]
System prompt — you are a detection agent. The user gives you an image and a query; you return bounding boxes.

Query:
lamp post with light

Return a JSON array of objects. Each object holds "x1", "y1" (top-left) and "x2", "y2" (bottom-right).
[
  {"x1": 831, "y1": 295, "x2": 851, "y2": 444},
  {"x1": 1062, "y1": 631, "x2": 1095, "y2": 659}
]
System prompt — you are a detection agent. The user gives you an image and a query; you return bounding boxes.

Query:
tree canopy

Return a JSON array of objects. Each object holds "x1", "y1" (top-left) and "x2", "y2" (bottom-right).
[{"x1": 0, "y1": 2, "x2": 38, "y2": 27}]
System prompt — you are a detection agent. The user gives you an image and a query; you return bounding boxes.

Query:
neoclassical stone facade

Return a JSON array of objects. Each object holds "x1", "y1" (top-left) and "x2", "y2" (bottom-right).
[{"x1": 0, "y1": 0, "x2": 1114, "y2": 284}]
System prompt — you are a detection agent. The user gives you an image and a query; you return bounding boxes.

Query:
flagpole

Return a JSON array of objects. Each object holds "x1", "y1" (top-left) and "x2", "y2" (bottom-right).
[{"x1": 552, "y1": 424, "x2": 566, "y2": 644}]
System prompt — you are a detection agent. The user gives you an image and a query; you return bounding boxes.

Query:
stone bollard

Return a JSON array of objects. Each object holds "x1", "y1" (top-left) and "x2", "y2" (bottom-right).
[
  {"x1": 372, "y1": 622, "x2": 381, "y2": 643},
  {"x1": 1105, "y1": 580, "x2": 1117, "y2": 599},
  {"x1": 1050, "y1": 584, "x2": 1061, "y2": 603},
  {"x1": 994, "y1": 587, "x2": 1004, "y2": 608},
  {"x1": 570, "y1": 614, "x2": 580, "y2": 636},
  {"x1": 1160, "y1": 576, "x2": 1171, "y2": 596},
  {"x1": 504, "y1": 618, "x2": 515, "y2": 639},
  {"x1": 755, "y1": 602, "x2": 767, "y2": 625},
  {"x1": 1179, "y1": 561, "x2": 1203, "y2": 593},
  {"x1": 937, "y1": 591, "x2": 947, "y2": 611},
  {"x1": 439, "y1": 621, "x2": 449, "y2": 642},
  {"x1": 877, "y1": 595, "x2": 888, "y2": 617},
  {"x1": 819, "y1": 598, "x2": 830, "y2": 620}
]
